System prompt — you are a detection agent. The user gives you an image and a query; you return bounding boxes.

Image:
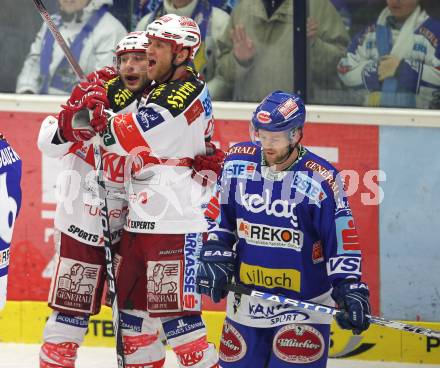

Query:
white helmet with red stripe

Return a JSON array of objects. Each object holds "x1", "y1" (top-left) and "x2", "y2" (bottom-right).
[
  {"x1": 146, "y1": 14, "x2": 201, "y2": 61},
  {"x1": 115, "y1": 31, "x2": 149, "y2": 56}
]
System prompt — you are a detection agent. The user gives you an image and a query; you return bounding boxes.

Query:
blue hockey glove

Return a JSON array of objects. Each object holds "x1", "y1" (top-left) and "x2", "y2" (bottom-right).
[
  {"x1": 331, "y1": 279, "x2": 371, "y2": 335},
  {"x1": 196, "y1": 242, "x2": 236, "y2": 303}
]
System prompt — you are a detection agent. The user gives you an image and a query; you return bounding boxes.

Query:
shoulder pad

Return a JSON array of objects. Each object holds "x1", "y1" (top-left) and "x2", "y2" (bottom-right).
[
  {"x1": 147, "y1": 78, "x2": 205, "y2": 117},
  {"x1": 225, "y1": 142, "x2": 260, "y2": 162}
]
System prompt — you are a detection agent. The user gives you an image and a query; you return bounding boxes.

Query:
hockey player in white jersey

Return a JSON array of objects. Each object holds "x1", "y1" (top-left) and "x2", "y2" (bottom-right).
[
  {"x1": 196, "y1": 91, "x2": 371, "y2": 367},
  {"x1": 0, "y1": 133, "x2": 22, "y2": 311},
  {"x1": 85, "y1": 14, "x2": 221, "y2": 368},
  {"x1": 37, "y1": 32, "x2": 167, "y2": 368}
]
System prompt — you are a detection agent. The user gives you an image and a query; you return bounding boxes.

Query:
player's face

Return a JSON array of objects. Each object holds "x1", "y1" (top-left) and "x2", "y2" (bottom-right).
[
  {"x1": 58, "y1": 0, "x2": 89, "y2": 14},
  {"x1": 258, "y1": 130, "x2": 292, "y2": 166},
  {"x1": 387, "y1": 0, "x2": 419, "y2": 21},
  {"x1": 118, "y1": 51, "x2": 149, "y2": 93},
  {"x1": 146, "y1": 38, "x2": 175, "y2": 83}
]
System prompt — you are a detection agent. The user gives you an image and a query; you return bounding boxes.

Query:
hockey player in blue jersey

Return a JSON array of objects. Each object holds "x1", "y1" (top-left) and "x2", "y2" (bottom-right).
[
  {"x1": 0, "y1": 133, "x2": 22, "y2": 311},
  {"x1": 196, "y1": 91, "x2": 371, "y2": 367}
]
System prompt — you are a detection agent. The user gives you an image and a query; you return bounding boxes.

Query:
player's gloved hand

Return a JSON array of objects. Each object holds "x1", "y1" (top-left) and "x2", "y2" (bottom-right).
[
  {"x1": 192, "y1": 142, "x2": 225, "y2": 186},
  {"x1": 331, "y1": 279, "x2": 371, "y2": 335},
  {"x1": 69, "y1": 81, "x2": 110, "y2": 134},
  {"x1": 66, "y1": 81, "x2": 108, "y2": 109},
  {"x1": 86, "y1": 66, "x2": 118, "y2": 83},
  {"x1": 196, "y1": 241, "x2": 236, "y2": 303},
  {"x1": 58, "y1": 107, "x2": 95, "y2": 142},
  {"x1": 58, "y1": 82, "x2": 110, "y2": 141}
]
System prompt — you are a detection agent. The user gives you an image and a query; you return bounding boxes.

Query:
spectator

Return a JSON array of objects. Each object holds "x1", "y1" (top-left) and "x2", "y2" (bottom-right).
[
  {"x1": 16, "y1": 0, "x2": 127, "y2": 95},
  {"x1": 136, "y1": 0, "x2": 231, "y2": 99},
  {"x1": 0, "y1": 0, "x2": 46, "y2": 93},
  {"x1": 338, "y1": 0, "x2": 440, "y2": 108},
  {"x1": 331, "y1": 0, "x2": 352, "y2": 31},
  {"x1": 215, "y1": 0, "x2": 350, "y2": 102},
  {"x1": 211, "y1": 0, "x2": 238, "y2": 14}
]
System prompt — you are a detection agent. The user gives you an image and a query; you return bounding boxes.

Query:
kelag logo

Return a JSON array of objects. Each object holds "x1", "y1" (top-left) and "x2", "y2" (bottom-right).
[{"x1": 136, "y1": 107, "x2": 164, "y2": 132}]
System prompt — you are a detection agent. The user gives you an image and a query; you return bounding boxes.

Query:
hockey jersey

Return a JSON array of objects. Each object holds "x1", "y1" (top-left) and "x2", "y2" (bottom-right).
[
  {"x1": 0, "y1": 137, "x2": 22, "y2": 310},
  {"x1": 102, "y1": 67, "x2": 214, "y2": 234},
  {"x1": 37, "y1": 77, "x2": 139, "y2": 246},
  {"x1": 207, "y1": 142, "x2": 363, "y2": 327}
]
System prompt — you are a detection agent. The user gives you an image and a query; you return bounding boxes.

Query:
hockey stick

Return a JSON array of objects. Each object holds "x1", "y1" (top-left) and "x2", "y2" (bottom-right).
[
  {"x1": 224, "y1": 283, "x2": 440, "y2": 339},
  {"x1": 31, "y1": 1, "x2": 125, "y2": 366},
  {"x1": 31, "y1": 0, "x2": 86, "y2": 81}
]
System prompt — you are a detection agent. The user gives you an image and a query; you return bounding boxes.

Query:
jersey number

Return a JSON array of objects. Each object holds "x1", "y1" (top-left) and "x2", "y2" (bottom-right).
[{"x1": 0, "y1": 173, "x2": 18, "y2": 244}]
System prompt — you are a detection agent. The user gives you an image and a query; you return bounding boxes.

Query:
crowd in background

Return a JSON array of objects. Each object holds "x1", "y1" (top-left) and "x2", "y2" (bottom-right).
[{"x1": 2, "y1": 0, "x2": 440, "y2": 108}]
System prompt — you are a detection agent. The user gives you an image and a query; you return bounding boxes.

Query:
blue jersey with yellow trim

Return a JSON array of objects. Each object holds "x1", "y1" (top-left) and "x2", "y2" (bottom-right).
[{"x1": 207, "y1": 141, "x2": 362, "y2": 301}]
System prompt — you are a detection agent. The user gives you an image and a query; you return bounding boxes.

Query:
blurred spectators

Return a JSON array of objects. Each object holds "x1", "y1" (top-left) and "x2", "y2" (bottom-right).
[
  {"x1": 211, "y1": 0, "x2": 238, "y2": 14},
  {"x1": 215, "y1": 0, "x2": 349, "y2": 102},
  {"x1": 16, "y1": 0, "x2": 127, "y2": 95},
  {"x1": 0, "y1": 0, "x2": 51, "y2": 93},
  {"x1": 338, "y1": 0, "x2": 440, "y2": 108},
  {"x1": 136, "y1": 0, "x2": 231, "y2": 100},
  {"x1": 135, "y1": 0, "x2": 237, "y2": 22},
  {"x1": 331, "y1": 0, "x2": 351, "y2": 31}
]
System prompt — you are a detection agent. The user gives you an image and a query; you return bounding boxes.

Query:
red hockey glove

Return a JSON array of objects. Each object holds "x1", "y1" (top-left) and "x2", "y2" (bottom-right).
[
  {"x1": 89, "y1": 102, "x2": 108, "y2": 134},
  {"x1": 67, "y1": 81, "x2": 110, "y2": 134},
  {"x1": 192, "y1": 142, "x2": 225, "y2": 186},
  {"x1": 86, "y1": 66, "x2": 118, "y2": 83},
  {"x1": 58, "y1": 107, "x2": 95, "y2": 142},
  {"x1": 58, "y1": 81, "x2": 110, "y2": 141},
  {"x1": 66, "y1": 81, "x2": 110, "y2": 110}
]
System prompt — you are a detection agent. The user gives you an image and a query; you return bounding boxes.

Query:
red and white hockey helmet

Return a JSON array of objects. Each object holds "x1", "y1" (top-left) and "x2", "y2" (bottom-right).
[
  {"x1": 115, "y1": 31, "x2": 149, "y2": 56},
  {"x1": 146, "y1": 14, "x2": 201, "y2": 60}
]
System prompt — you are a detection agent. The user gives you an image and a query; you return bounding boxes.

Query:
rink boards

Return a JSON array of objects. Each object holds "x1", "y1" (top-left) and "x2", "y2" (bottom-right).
[{"x1": 0, "y1": 302, "x2": 439, "y2": 365}]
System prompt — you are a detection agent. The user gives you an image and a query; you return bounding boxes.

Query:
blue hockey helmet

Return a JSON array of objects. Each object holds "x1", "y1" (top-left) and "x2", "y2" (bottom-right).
[{"x1": 250, "y1": 91, "x2": 306, "y2": 136}]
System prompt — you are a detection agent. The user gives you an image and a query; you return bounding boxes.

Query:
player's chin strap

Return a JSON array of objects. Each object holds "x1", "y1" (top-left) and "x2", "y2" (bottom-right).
[{"x1": 224, "y1": 283, "x2": 440, "y2": 339}]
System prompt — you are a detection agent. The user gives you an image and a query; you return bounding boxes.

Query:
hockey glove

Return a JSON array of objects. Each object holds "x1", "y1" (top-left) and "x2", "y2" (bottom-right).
[
  {"x1": 67, "y1": 81, "x2": 110, "y2": 134},
  {"x1": 86, "y1": 66, "x2": 117, "y2": 83},
  {"x1": 196, "y1": 241, "x2": 236, "y2": 303},
  {"x1": 58, "y1": 108, "x2": 95, "y2": 142},
  {"x1": 191, "y1": 142, "x2": 225, "y2": 186},
  {"x1": 332, "y1": 279, "x2": 371, "y2": 335}
]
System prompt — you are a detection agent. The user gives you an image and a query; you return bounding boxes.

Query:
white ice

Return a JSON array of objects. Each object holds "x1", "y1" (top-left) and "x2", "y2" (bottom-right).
[{"x1": 0, "y1": 343, "x2": 438, "y2": 368}]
